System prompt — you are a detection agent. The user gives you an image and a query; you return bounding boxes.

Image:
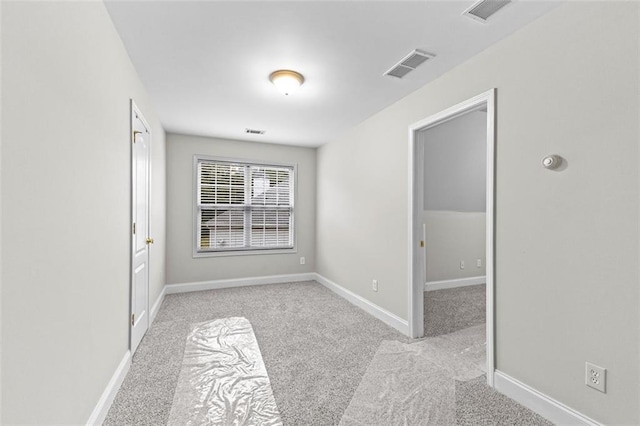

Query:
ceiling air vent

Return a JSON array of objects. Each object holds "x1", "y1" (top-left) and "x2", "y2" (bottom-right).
[
  {"x1": 463, "y1": 0, "x2": 512, "y2": 23},
  {"x1": 384, "y1": 49, "x2": 435, "y2": 79},
  {"x1": 245, "y1": 128, "x2": 265, "y2": 135}
]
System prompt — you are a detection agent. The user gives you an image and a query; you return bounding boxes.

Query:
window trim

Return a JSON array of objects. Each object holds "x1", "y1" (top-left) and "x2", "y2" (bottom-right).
[{"x1": 192, "y1": 154, "x2": 298, "y2": 258}]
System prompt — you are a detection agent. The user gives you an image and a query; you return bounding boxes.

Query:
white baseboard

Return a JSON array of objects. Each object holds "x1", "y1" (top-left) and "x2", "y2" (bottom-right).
[
  {"x1": 424, "y1": 275, "x2": 486, "y2": 291},
  {"x1": 165, "y1": 273, "x2": 316, "y2": 294},
  {"x1": 87, "y1": 288, "x2": 164, "y2": 425},
  {"x1": 149, "y1": 286, "x2": 166, "y2": 325},
  {"x1": 313, "y1": 273, "x2": 409, "y2": 335},
  {"x1": 86, "y1": 351, "x2": 131, "y2": 426},
  {"x1": 494, "y1": 370, "x2": 601, "y2": 426}
]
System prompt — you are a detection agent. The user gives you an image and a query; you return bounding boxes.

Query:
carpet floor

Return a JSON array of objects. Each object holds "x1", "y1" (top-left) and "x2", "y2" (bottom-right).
[
  {"x1": 424, "y1": 284, "x2": 486, "y2": 337},
  {"x1": 340, "y1": 325, "x2": 486, "y2": 425},
  {"x1": 105, "y1": 281, "x2": 549, "y2": 425},
  {"x1": 104, "y1": 281, "x2": 407, "y2": 426},
  {"x1": 341, "y1": 324, "x2": 550, "y2": 426},
  {"x1": 455, "y1": 376, "x2": 552, "y2": 425}
]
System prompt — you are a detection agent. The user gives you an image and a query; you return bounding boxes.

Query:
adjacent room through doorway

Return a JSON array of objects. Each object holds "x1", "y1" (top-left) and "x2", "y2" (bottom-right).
[
  {"x1": 420, "y1": 109, "x2": 487, "y2": 338},
  {"x1": 408, "y1": 90, "x2": 495, "y2": 386}
]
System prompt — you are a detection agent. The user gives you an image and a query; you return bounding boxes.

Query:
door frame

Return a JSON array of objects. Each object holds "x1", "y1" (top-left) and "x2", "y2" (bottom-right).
[
  {"x1": 130, "y1": 99, "x2": 151, "y2": 352},
  {"x1": 407, "y1": 89, "x2": 496, "y2": 386}
]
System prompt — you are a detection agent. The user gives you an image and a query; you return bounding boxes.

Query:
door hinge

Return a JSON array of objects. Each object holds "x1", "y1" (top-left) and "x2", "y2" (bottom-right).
[
  {"x1": 131, "y1": 313, "x2": 135, "y2": 326},
  {"x1": 420, "y1": 240, "x2": 425, "y2": 248},
  {"x1": 133, "y1": 222, "x2": 136, "y2": 235},
  {"x1": 133, "y1": 130, "x2": 142, "y2": 143}
]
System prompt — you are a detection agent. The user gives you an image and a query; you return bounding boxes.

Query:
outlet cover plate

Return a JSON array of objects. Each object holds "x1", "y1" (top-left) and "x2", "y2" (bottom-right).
[{"x1": 586, "y1": 362, "x2": 606, "y2": 393}]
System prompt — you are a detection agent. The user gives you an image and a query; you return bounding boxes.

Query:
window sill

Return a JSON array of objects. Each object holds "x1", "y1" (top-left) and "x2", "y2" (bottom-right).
[{"x1": 192, "y1": 247, "x2": 297, "y2": 258}]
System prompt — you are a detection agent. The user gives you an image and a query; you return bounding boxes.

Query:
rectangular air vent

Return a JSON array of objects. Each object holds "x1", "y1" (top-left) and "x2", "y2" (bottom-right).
[
  {"x1": 245, "y1": 128, "x2": 265, "y2": 135},
  {"x1": 463, "y1": 0, "x2": 512, "y2": 23},
  {"x1": 384, "y1": 49, "x2": 435, "y2": 79}
]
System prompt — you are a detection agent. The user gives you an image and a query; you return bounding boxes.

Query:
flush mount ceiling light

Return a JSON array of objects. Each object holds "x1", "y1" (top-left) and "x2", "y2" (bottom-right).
[{"x1": 269, "y1": 70, "x2": 304, "y2": 95}]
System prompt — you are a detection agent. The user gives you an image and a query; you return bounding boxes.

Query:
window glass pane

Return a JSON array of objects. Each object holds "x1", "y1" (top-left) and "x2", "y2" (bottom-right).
[
  {"x1": 199, "y1": 208, "x2": 245, "y2": 249},
  {"x1": 250, "y1": 208, "x2": 292, "y2": 248},
  {"x1": 199, "y1": 162, "x2": 245, "y2": 205},
  {"x1": 250, "y1": 166, "x2": 292, "y2": 206}
]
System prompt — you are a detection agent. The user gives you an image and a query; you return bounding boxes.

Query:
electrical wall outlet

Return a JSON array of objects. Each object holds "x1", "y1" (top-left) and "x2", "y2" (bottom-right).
[
  {"x1": 299, "y1": 257, "x2": 305, "y2": 265},
  {"x1": 460, "y1": 260, "x2": 465, "y2": 270},
  {"x1": 586, "y1": 362, "x2": 606, "y2": 393},
  {"x1": 372, "y1": 280, "x2": 378, "y2": 292},
  {"x1": 477, "y1": 258, "x2": 482, "y2": 268}
]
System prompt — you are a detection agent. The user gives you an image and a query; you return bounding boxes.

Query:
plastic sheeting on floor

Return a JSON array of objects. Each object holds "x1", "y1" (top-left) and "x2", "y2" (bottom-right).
[
  {"x1": 168, "y1": 317, "x2": 283, "y2": 426},
  {"x1": 339, "y1": 324, "x2": 486, "y2": 426}
]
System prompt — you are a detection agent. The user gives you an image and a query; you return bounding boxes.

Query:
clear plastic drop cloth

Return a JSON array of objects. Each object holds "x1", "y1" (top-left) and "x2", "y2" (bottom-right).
[
  {"x1": 168, "y1": 317, "x2": 283, "y2": 426},
  {"x1": 339, "y1": 324, "x2": 485, "y2": 426}
]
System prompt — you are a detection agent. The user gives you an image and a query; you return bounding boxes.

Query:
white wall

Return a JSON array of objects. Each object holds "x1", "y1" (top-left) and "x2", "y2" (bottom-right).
[
  {"x1": 166, "y1": 133, "x2": 315, "y2": 284},
  {"x1": 424, "y1": 211, "x2": 485, "y2": 283},
  {"x1": 2, "y1": 2, "x2": 166, "y2": 424},
  {"x1": 317, "y1": 2, "x2": 639, "y2": 424}
]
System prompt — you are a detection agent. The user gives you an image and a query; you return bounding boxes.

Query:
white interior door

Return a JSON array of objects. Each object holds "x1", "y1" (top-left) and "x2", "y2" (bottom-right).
[{"x1": 131, "y1": 100, "x2": 151, "y2": 354}]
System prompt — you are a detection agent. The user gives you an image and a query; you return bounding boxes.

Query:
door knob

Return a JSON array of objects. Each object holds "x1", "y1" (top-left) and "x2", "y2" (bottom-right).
[{"x1": 146, "y1": 237, "x2": 154, "y2": 244}]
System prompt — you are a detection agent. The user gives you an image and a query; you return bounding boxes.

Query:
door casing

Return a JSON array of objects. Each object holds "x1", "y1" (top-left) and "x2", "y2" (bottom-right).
[{"x1": 407, "y1": 89, "x2": 496, "y2": 386}]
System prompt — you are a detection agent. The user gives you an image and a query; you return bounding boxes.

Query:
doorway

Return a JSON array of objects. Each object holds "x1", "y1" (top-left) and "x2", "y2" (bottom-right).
[
  {"x1": 408, "y1": 89, "x2": 496, "y2": 386},
  {"x1": 130, "y1": 100, "x2": 152, "y2": 354}
]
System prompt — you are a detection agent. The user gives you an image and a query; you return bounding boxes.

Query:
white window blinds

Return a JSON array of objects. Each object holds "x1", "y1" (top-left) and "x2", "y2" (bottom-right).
[{"x1": 196, "y1": 157, "x2": 295, "y2": 253}]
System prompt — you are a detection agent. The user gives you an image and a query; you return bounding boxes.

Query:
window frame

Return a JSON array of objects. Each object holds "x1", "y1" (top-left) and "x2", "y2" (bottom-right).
[{"x1": 192, "y1": 154, "x2": 297, "y2": 258}]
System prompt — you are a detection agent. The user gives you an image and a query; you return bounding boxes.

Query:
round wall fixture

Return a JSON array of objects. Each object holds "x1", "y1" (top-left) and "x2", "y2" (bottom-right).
[
  {"x1": 269, "y1": 70, "x2": 304, "y2": 95},
  {"x1": 542, "y1": 155, "x2": 562, "y2": 170}
]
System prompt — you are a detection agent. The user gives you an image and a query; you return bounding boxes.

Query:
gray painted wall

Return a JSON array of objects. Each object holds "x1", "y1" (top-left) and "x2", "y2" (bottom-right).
[
  {"x1": 423, "y1": 211, "x2": 485, "y2": 282},
  {"x1": 166, "y1": 134, "x2": 316, "y2": 284},
  {"x1": 421, "y1": 111, "x2": 487, "y2": 282},
  {"x1": 422, "y1": 111, "x2": 486, "y2": 212},
  {"x1": 316, "y1": 2, "x2": 639, "y2": 424},
  {"x1": 2, "y1": 2, "x2": 166, "y2": 424}
]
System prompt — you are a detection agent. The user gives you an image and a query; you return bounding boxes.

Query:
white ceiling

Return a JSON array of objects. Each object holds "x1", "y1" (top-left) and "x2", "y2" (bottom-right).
[{"x1": 105, "y1": 1, "x2": 561, "y2": 147}]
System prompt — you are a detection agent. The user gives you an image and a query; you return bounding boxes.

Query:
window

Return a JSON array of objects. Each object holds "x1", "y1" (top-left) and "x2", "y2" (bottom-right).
[{"x1": 194, "y1": 155, "x2": 295, "y2": 255}]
